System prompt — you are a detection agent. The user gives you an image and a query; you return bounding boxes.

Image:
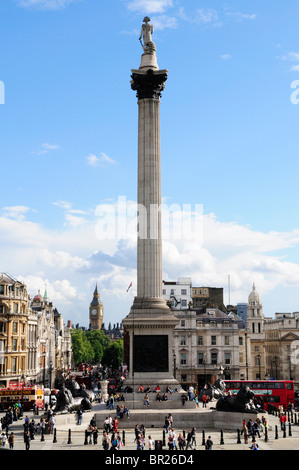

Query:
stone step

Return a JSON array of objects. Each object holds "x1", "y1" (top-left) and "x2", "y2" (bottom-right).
[{"x1": 108, "y1": 392, "x2": 197, "y2": 410}]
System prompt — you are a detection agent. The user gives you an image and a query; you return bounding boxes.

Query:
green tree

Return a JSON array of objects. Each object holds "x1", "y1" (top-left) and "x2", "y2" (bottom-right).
[
  {"x1": 71, "y1": 330, "x2": 95, "y2": 364},
  {"x1": 102, "y1": 339, "x2": 124, "y2": 369},
  {"x1": 86, "y1": 329, "x2": 111, "y2": 363}
]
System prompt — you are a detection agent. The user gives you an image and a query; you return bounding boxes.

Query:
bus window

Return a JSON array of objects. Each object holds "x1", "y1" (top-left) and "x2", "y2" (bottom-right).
[
  {"x1": 286, "y1": 383, "x2": 293, "y2": 390},
  {"x1": 264, "y1": 396, "x2": 280, "y2": 404},
  {"x1": 274, "y1": 383, "x2": 284, "y2": 389}
]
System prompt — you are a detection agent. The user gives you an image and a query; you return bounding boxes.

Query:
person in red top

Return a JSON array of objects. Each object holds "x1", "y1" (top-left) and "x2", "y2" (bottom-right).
[
  {"x1": 112, "y1": 418, "x2": 119, "y2": 433},
  {"x1": 279, "y1": 413, "x2": 287, "y2": 430}
]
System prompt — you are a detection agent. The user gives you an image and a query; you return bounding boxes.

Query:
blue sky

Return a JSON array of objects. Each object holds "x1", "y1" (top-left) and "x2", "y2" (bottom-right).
[{"x1": 1, "y1": 0, "x2": 299, "y2": 326}]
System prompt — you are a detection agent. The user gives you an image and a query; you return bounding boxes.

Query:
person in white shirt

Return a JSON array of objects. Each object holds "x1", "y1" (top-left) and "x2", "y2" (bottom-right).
[{"x1": 148, "y1": 435, "x2": 155, "y2": 450}]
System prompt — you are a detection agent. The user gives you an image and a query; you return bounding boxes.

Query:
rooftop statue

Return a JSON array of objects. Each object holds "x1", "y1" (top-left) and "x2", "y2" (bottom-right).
[{"x1": 139, "y1": 16, "x2": 156, "y2": 54}]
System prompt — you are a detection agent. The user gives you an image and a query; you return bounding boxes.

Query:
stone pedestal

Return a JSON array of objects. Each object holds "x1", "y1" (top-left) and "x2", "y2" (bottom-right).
[{"x1": 100, "y1": 380, "x2": 109, "y2": 402}]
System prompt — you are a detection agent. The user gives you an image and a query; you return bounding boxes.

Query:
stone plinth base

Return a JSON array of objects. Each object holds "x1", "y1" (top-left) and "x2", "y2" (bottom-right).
[{"x1": 95, "y1": 407, "x2": 262, "y2": 430}]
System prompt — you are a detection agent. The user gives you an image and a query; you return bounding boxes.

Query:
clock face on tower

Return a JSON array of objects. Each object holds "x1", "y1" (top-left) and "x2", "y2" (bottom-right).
[{"x1": 92, "y1": 309, "x2": 97, "y2": 315}]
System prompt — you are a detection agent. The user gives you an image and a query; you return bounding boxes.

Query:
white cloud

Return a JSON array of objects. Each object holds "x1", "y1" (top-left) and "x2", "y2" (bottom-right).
[
  {"x1": 2, "y1": 199, "x2": 299, "y2": 322},
  {"x1": 291, "y1": 65, "x2": 299, "y2": 72},
  {"x1": 32, "y1": 143, "x2": 60, "y2": 156},
  {"x1": 126, "y1": 0, "x2": 173, "y2": 14},
  {"x1": 220, "y1": 54, "x2": 231, "y2": 60},
  {"x1": 151, "y1": 15, "x2": 178, "y2": 30},
  {"x1": 1, "y1": 206, "x2": 33, "y2": 221},
  {"x1": 225, "y1": 11, "x2": 257, "y2": 21},
  {"x1": 193, "y1": 8, "x2": 221, "y2": 26},
  {"x1": 16, "y1": 0, "x2": 77, "y2": 10},
  {"x1": 86, "y1": 153, "x2": 117, "y2": 167}
]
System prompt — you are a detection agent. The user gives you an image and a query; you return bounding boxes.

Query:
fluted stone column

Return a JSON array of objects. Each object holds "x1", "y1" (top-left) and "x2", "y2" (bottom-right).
[{"x1": 122, "y1": 19, "x2": 179, "y2": 392}]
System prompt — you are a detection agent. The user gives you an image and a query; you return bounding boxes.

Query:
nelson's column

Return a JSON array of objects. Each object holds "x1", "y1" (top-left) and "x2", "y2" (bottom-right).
[{"x1": 122, "y1": 17, "x2": 179, "y2": 390}]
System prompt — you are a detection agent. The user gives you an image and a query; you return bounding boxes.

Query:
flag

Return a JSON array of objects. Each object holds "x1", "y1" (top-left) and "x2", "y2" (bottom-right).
[{"x1": 126, "y1": 282, "x2": 132, "y2": 292}]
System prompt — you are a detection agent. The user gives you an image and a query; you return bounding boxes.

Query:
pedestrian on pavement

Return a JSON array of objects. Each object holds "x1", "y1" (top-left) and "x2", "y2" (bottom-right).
[
  {"x1": 1, "y1": 432, "x2": 7, "y2": 448},
  {"x1": 8, "y1": 432, "x2": 14, "y2": 449},
  {"x1": 77, "y1": 408, "x2": 83, "y2": 425},
  {"x1": 24, "y1": 430, "x2": 31, "y2": 451},
  {"x1": 178, "y1": 433, "x2": 186, "y2": 450},
  {"x1": 186, "y1": 429, "x2": 193, "y2": 450},
  {"x1": 191, "y1": 427, "x2": 197, "y2": 448},
  {"x1": 205, "y1": 436, "x2": 213, "y2": 450},
  {"x1": 148, "y1": 435, "x2": 155, "y2": 450},
  {"x1": 93, "y1": 426, "x2": 98, "y2": 445},
  {"x1": 241, "y1": 422, "x2": 249, "y2": 444},
  {"x1": 102, "y1": 432, "x2": 110, "y2": 450}
]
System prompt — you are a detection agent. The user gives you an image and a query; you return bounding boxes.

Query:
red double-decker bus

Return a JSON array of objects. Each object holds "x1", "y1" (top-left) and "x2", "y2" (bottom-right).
[
  {"x1": 0, "y1": 386, "x2": 44, "y2": 411},
  {"x1": 224, "y1": 380, "x2": 295, "y2": 411}
]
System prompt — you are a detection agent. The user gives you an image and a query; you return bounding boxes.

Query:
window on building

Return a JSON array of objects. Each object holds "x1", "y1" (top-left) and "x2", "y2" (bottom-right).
[
  {"x1": 0, "y1": 285, "x2": 4, "y2": 295},
  {"x1": 198, "y1": 353, "x2": 204, "y2": 365},
  {"x1": 163, "y1": 289, "x2": 166, "y2": 295},
  {"x1": 181, "y1": 289, "x2": 187, "y2": 295},
  {"x1": 198, "y1": 336, "x2": 203, "y2": 346},
  {"x1": 0, "y1": 305, "x2": 4, "y2": 314},
  {"x1": 170, "y1": 289, "x2": 174, "y2": 295},
  {"x1": 180, "y1": 320, "x2": 185, "y2": 327},
  {"x1": 225, "y1": 353, "x2": 231, "y2": 365},
  {"x1": 12, "y1": 357, "x2": 17, "y2": 373},
  {"x1": 13, "y1": 322, "x2": 18, "y2": 333},
  {"x1": 181, "y1": 374, "x2": 187, "y2": 382},
  {"x1": 258, "y1": 323, "x2": 261, "y2": 333},
  {"x1": 14, "y1": 303, "x2": 18, "y2": 314},
  {"x1": 225, "y1": 336, "x2": 230, "y2": 345},
  {"x1": 180, "y1": 336, "x2": 186, "y2": 346},
  {"x1": 239, "y1": 337, "x2": 243, "y2": 346},
  {"x1": 181, "y1": 299, "x2": 187, "y2": 308},
  {"x1": 211, "y1": 352, "x2": 218, "y2": 365},
  {"x1": 211, "y1": 336, "x2": 216, "y2": 346},
  {"x1": 180, "y1": 353, "x2": 187, "y2": 365},
  {"x1": 0, "y1": 322, "x2": 4, "y2": 333},
  {"x1": 13, "y1": 339, "x2": 17, "y2": 351},
  {"x1": 252, "y1": 323, "x2": 255, "y2": 333}
]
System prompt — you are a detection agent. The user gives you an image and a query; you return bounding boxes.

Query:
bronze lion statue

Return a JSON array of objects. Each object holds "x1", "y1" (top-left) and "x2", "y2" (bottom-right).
[{"x1": 216, "y1": 385, "x2": 258, "y2": 413}]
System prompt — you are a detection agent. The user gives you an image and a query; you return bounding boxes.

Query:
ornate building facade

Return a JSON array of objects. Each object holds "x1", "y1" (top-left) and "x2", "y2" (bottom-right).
[
  {"x1": 0, "y1": 273, "x2": 72, "y2": 388},
  {"x1": 0, "y1": 274, "x2": 29, "y2": 387},
  {"x1": 171, "y1": 282, "x2": 299, "y2": 389}
]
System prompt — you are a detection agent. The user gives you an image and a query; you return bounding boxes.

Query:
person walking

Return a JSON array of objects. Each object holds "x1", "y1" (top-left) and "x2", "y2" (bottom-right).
[
  {"x1": 205, "y1": 436, "x2": 213, "y2": 450},
  {"x1": 186, "y1": 429, "x2": 193, "y2": 450},
  {"x1": 8, "y1": 432, "x2": 14, "y2": 450},
  {"x1": 178, "y1": 433, "x2": 186, "y2": 450},
  {"x1": 241, "y1": 422, "x2": 249, "y2": 444},
  {"x1": 93, "y1": 426, "x2": 98, "y2": 445},
  {"x1": 148, "y1": 435, "x2": 155, "y2": 450},
  {"x1": 77, "y1": 408, "x2": 83, "y2": 425},
  {"x1": 24, "y1": 430, "x2": 31, "y2": 451},
  {"x1": 1, "y1": 432, "x2": 7, "y2": 449},
  {"x1": 102, "y1": 432, "x2": 110, "y2": 450},
  {"x1": 191, "y1": 427, "x2": 197, "y2": 448}
]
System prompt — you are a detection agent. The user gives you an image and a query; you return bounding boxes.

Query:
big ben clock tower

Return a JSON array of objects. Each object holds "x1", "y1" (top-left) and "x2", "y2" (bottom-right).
[{"x1": 89, "y1": 284, "x2": 103, "y2": 330}]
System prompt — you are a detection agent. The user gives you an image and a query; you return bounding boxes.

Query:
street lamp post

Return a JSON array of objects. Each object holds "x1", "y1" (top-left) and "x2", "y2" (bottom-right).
[
  {"x1": 257, "y1": 354, "x2": 261, "y2": 380},
  {"x1": 173, "y1": 354, "x2": 177, "y2": 380}
]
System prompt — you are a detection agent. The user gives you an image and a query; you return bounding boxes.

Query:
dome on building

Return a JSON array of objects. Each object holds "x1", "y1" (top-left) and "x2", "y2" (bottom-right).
[{"x1": 248, "y1": 283, "x2": 260, "y2": 304}]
